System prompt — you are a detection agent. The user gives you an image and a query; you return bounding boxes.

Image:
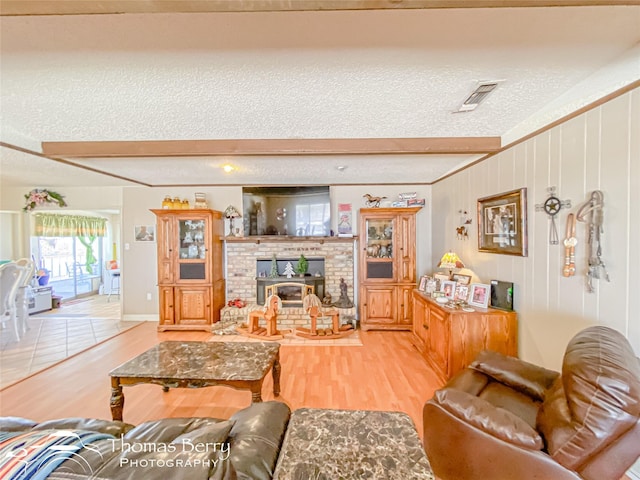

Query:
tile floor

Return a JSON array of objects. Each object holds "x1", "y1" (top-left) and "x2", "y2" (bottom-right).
[{"x1": 0, "y1": 295, "x2": 141, "y2": 389}]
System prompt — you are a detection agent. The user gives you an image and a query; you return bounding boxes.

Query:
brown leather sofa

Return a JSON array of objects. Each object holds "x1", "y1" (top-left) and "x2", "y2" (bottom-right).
[
  {"x1": 423, "y1": 325, "x2": 640, "y2": 480},
  {"x1": 0, "y1": 400, "x2": 290, "y2": 480}
]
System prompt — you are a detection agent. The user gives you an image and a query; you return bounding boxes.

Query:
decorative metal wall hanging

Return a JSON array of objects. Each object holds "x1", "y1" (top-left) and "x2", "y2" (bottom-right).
[
  {"x1": 456, "y1": 210, "x2": 472, "y2": 240},
  {"x1": 562, "y1": 213, "x2": 577, "y2": 277},
  {"x1": 535, "y1": 187, "x2": 571, "y2": 245},
  {"x1": 576, "y1": 190, "x2": 609, "y2": 292}
]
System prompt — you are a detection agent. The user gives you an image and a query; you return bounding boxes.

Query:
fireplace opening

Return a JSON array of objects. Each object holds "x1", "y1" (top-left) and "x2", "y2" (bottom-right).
[{"x1": 256, "y1": 257, "x2": 325, "y2": 307}]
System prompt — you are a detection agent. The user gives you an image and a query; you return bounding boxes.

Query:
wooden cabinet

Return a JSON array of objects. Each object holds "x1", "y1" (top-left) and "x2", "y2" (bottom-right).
[
  {"x1": 152, "y1": 209, "x2": 225, "y2": 331},
  {"x1": 412, "y1": 290, "x2": 518, "y2": 383},
  {"x1": 359, "y1": 207, "x2": 421, "y2": 331}
]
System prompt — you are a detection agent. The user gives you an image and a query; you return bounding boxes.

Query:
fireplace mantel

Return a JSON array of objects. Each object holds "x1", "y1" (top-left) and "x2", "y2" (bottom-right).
[{"x1": 225, "y1": 236, "x2": 358, "y2": 244}]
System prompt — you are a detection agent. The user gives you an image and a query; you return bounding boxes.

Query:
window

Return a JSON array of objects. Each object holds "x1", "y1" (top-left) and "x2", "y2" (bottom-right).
[{"x1": 295, "y1": 202, "x2": 330, "y2": 236}]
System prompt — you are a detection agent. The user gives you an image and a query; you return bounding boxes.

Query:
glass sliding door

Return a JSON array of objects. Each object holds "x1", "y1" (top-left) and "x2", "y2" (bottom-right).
[{"x1": 34, "y1": 235, "x2": 103, "y2": 300}]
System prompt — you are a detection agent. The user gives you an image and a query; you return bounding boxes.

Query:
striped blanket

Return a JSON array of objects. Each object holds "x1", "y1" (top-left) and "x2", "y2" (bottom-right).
[{"x1": 0, "y1": 429, "x2": 114, "y2": 479}]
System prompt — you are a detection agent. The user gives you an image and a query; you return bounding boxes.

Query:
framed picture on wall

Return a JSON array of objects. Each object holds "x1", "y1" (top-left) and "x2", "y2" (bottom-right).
[
  {"x1": 477, "y1": 188, "x2": 528, "y2": 256},
  {"x1": 468, "y1": 283, "x2": 491, "y2": 308},
  {"x1": 134, "y1": 225, "x2": 155, "y2": 242}
]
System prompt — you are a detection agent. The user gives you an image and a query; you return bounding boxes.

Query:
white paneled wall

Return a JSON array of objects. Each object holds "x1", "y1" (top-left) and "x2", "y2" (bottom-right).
[{"x1": 432, "y1": 88, "x2": 639, "y2": 370}]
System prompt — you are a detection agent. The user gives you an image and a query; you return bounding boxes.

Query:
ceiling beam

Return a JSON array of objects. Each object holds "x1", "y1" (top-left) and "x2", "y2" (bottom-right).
[
  {"x1": 1, "y1": 0, "x2": 637, "y2": 16},
  {"x1": 42, "y1": 137, "x2": 501, "y2": 157}
]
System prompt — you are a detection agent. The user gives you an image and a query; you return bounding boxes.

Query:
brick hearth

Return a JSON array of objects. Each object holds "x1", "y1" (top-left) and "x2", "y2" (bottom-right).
[{"x1": 223, "y1": 237, "x2": 357, "y2": 327}]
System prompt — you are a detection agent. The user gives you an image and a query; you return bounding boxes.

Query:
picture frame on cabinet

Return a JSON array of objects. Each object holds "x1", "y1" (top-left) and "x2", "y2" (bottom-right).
[
  {"x1": 452, "y1": 273, "x2": 472, "y2": 285},
  {"x1": 440, "y1": 280, "x2": 457, "y2": 299},
  {"x1": 426, "y1": 277, "x2": 437, "y2": 294},
  {"x1": 418, "y1": 275, "x2": 429, "y2": 292},
  {"x1": 434, "y1": 272, "x2": 450, "y2": 284},
  {"x1": 468, "y1": 283, "x2": 491, "y2": 308},
  {"x1": 477, "y1": 188, "x2": 528, "y2": 256},
  {"x1": 454, "y1": 284, "x2": 470, "y2": 302}
]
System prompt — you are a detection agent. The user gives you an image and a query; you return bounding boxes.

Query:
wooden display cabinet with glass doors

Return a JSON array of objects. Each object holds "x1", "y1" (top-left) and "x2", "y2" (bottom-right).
[
  {"x1": 152, "y1": 209, "x2": 224, "y2": 331},
  {"x1": 359, "y1": 207, "x2": 421, "y2": 331}
]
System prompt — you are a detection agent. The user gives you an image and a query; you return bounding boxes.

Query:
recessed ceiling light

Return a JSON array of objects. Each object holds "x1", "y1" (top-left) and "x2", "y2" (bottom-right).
[
  {"x1": 336, "y1": 165, "x2": 347, "y2": 172},
  {"x1": 222, "y1": 164, "x2": 235, "y2": 173}
]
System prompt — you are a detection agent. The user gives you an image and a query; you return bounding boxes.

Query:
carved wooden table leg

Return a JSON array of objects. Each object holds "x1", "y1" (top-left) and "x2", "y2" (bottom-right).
[
  {"x1": 272, "y1": 351, "x2": 281, "y2": 397},
  {"x1": 110, "y1": 376, "x2": 124, "y2": 421},
  {"x1": 250, "y1": 382, "x2": 263, "y2": 403}
]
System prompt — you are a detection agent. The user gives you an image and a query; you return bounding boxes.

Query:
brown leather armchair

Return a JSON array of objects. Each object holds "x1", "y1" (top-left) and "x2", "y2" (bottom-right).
[{"x1": 423, "y1": 326, "x2": 640, "y2": 480}]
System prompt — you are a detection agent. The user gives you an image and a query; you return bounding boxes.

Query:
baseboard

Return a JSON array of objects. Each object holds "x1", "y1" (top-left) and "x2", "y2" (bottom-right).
[
  {"x1": 122, "y1": 315, "x2": 158, "y2": 322},
  {"x1": 628, "y1": 462, "x2": 640, "y2": 480}
]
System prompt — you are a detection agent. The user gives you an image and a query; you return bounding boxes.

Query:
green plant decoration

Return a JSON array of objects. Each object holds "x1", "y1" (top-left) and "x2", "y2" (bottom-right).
[
  {"x1": 296, "y1": 254, "x2": 308, "y2": 276},
  {"x1": 269, "y1": 254, "x2": 279, "y2": 278}
]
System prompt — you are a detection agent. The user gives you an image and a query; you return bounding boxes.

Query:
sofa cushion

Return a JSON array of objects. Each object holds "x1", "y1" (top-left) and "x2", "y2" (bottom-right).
[
  {"x1": 32, "y1": 417, "x2": 134, "y2": 437},
  {"x1": 537, "y1": 326, "x2": 640, "y2": 470},
  {"x1": 171, "y1": 420, "x2": 234, "y2": 447},
  {"x1": 435, "y1": 388, "x2": 544, "y2": 450},
  {"x1": 222, "y1": 401, "x2": 291, "y2": 480},
  {"x1": 124, "y1": 417, "x2": 230, "y2": 443},
  {"x1": 471, "y1": 349, "x2": 559, "y2": 401}
]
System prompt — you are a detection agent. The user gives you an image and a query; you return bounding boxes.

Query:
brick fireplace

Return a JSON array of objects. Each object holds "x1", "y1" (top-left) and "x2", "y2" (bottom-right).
[{"x1": 222, "y1": 237, "x2": 357, "y2": 329}]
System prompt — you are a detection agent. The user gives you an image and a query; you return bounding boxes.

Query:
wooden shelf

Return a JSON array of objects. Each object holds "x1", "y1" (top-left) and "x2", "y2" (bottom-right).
[{"x1": 225, "y1": 235, "x2": 358, "y2": 244}]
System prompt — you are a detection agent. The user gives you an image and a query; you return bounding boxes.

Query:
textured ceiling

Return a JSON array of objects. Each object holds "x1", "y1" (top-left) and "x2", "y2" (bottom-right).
[{"x1": 1, "y1": 5, "x2": 639, "y2": 187}]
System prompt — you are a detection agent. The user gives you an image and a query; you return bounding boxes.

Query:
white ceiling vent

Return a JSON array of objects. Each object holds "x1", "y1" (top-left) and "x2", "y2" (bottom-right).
[{"x1": 455, "y1": 81, "x2": 500, "y2": 113}]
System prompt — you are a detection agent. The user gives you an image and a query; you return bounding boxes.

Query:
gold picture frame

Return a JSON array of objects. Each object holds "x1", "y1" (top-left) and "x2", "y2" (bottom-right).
[{"x1": 477, "y1": 188, "x2": 528, "y2": 256}]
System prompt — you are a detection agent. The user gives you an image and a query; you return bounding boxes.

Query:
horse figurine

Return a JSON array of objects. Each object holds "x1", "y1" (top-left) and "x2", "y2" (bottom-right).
[
  {"x1": 300, "y1": 293, "x2": 341, "y2": 338},
  {"x1": 363, "y1": 193, "x2": 387, "y2": 208},
  {"x1": 246, "y1": 294, "x2": 283, "y2": 337}
]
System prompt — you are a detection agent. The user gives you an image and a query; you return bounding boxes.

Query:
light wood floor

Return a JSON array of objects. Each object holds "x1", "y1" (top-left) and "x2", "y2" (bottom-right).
[
  {"x1": 0, "y1": 297, "x2": 140, "y2": 389},
  {"x1": 0, "y1": 321, "x2": 442, "y2": 440}
]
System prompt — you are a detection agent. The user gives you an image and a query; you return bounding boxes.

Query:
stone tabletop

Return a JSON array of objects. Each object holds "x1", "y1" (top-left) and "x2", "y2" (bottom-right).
[
  {"x1": 109, "y1": 341, "x2": 280, "y2": 381},
  {"x1": 273, "y1": 408, "x2": 434, "y2": 480}
]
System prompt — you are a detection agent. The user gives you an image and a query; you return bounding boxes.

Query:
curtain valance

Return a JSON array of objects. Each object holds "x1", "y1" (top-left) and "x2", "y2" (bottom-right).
[{"x1": 34, "y1": 214, "x2": 107, "y2": 237}]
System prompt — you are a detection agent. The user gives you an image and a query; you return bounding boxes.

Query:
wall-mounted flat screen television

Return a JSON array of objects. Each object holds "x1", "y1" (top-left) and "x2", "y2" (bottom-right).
[{"x1": 242, "y1": 186, "x2": 331, "y2": 236}]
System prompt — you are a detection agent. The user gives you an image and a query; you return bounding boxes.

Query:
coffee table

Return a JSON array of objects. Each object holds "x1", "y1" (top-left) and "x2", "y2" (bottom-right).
[
  {"x1": 273, "y1": 408, "x2": 434, "y2": 479},
  {"x1": 109, "y1": 341, "x2": 281, "y2": 421}
]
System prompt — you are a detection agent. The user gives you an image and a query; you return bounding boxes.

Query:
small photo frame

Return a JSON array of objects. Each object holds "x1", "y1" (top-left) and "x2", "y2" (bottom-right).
[
  {"x1": 454, "y1": 284, "x2": 470, "y2": 302},
  {"x1": 440, "y1": 280, "x2": 457, "y2": 299},
  {"x1": 452, "y1": 273, "x2": 472, "y2": 285},
  {"x1": 426, "y1": 277, "x2": 437, "y2": 294},
  {"x1": 418, "y1": 275, "x2": 429, "y2": 292},
  {"x1": 434, "y1": 272, "x2": 450, "y2": 284},
  {"x1": 468, "y1": 283, "x2": 491, "y2": 308},
  {"x1": 134, "y1": 225, "x2": 155, "y2": 242}
]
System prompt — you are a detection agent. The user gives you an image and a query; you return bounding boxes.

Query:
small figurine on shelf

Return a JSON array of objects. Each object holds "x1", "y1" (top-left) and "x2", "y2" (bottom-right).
[
  {"x1": 194, "y1": 192, "x2": 208, "y2": 209},
  {"x1": 269, "y1": 255, "x2": 279, "y2": 278},
  {"x1": 334, "y1": 278, "x2": 354, "y2": 308},
  {"x1": 283, "y1": 262, "x2": 295, "y2": 279},
  {"x1": 296, "y1": 254, "x2": 308, "y2": 277},
  {"x1": 363, "y1": 193, "x2": 387, "y2": 208}
]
